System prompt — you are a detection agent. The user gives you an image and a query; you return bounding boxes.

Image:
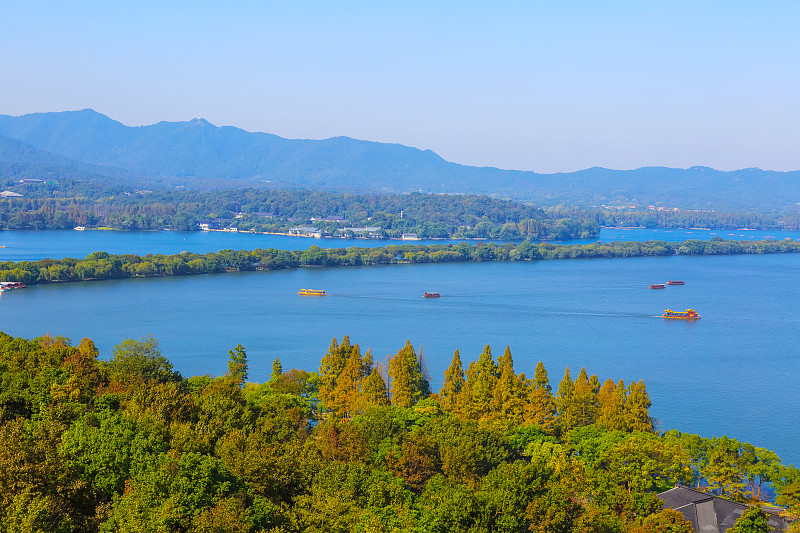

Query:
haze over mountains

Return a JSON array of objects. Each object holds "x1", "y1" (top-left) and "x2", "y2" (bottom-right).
[{"x1": 0, "y1": 109, "x2": 798, "y2": 212}]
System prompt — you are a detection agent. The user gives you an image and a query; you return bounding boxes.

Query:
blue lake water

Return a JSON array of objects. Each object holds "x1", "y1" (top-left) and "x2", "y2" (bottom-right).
[
  {"x1": 1, "y1": 227, "x2": 799, "y2": 262},
  {"x1": 0, "y1": 229, "x2": 798, "y2": 463}
]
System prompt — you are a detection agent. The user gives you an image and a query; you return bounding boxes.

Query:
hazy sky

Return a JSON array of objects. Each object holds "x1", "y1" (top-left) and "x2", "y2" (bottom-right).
[{"x1": 1, "y1": 1, "x2": 798, "y2": 173}]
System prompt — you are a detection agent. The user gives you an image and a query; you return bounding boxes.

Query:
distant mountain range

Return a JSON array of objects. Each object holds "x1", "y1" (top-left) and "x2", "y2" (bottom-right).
[{"x1": 1, "y1": 109, "x2": 798, "y2": 211}]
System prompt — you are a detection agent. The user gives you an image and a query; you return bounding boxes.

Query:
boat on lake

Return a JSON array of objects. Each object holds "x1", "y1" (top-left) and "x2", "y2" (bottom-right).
[
  {"x1": 649, "y1": 284, "x2": 666, "y2": 289},
  {"x1": 74, "y1": 226, "x2": 86, "y2": 231},
  {"x1": 663, "y1": 309, "x2": 700, "y2": 319},
  {"x1": 666, "y1": 280, "x2": 685, "y2": 285},
  {"x1": 423, "y1": 292, "x2": 441, "y2": 298},
  {"x1": 298, "y1": 289, "x2": 326, "y2": 296}
]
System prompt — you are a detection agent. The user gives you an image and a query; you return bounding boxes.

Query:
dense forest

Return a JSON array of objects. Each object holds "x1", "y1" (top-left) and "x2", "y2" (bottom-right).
[
  {"x1": 3, "y1": 181, "x2": 800, "y2": 241},
  {"x1": 552, "y1": 206, "x2": 800, "y2": 232},
  {"x1": 1, "y1": 238, "x2": 799, "y2": 286},
  {"x1": 0, "y1": 182, "x2": 598, "y2": 240},
  {"x1": 0, "y1": 331, "x2": 797, "y2": 532}
]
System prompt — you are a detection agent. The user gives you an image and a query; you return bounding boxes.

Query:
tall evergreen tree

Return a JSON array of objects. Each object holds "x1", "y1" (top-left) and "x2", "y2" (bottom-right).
[
  {"x1": 270, "y1": 358, "x2": 283, "y2": 382},
  {"x1": 493, "y1": 346, "x2": 524, "y2": 424},
  {"x1": 318, "y1": 337, "x2": 343, "y2": 408},
  {"x1": 456, "y1": 361, "x2": 478, "y2": 419},
  {"x1": 555, "y1": 367, "x2": 576, "y2": 433},
  {"x1": 439, "y1": 350, "x2": 465, "y2": 412},
  {"x1": 388, "y1": 341, "x2": 430, "y2": 408},
  {"x1": 332, "y1": 342, "x2": 364, "y2": 416},
  {"x1": 318, "y1": 336, "x2": 365, "y2": 412},
  {"x1": 533, "y1": 361, "x2": 552, "y2": 393},
  {"x1": 588, "y1": 373, "x2": 601, "y2": 395},
  {"x1": 471, "y1": 344, "x2": 498, "y2": 419},
  {"x1": 524, "y1": 361, "x2": 557, "y2": 434},
  {"x1": 625, "y1": 380, "x2": 654, "y2": 432},
  {"x1": 571, "y1": 367, "x2": 599, "y2": 428},
  {"x1": 227, "y1": 344, "x2": 248, "y2": 383},
  {"x1": 361, "y1": 348, "x2": 374, "y2": 379},
  {"x1": 361, "y1": 367, "x2": 389, "y2": 407},
  {"x1": 597, "y1": 378, "x2": 626, "y2": 431},
  {"x1": 615, "y1": 379, "x2": 628, "y2": 427}
]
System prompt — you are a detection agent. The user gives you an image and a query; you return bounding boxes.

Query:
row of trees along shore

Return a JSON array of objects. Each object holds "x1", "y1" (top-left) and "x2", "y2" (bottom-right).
[
  {"x1": 1, "y1": 330, "x2": 798, "y2": 532},
  {"x1": 1, "y1": 237, "x2": 800, "y2": 285}
]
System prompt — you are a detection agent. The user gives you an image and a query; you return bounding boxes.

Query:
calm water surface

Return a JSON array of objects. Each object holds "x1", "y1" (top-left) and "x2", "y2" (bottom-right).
[
  {"x1": 1, "y1": 227, "x2": 798, "y2": 262},
  {"x1": 0, "y1": 251, "x2": 798, "y2": 464}
]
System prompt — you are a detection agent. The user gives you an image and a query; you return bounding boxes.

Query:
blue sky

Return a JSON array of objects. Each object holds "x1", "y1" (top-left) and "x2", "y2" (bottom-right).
[{"x1": 1, "y1": 1, "x2": 798, "y2": 173}]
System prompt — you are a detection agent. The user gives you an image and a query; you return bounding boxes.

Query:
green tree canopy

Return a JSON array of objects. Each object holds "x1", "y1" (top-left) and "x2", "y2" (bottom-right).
[
  {"x1": 556, "y1": 367, "x2": 576, "y2": 434},
  {"x1": 624, "y1": 380, "x2": 654, "y2": 433},
  {"x1": 525, "y1": 362, "x2": 557, "y2": 435},
  {"x1": 388, "y1": 341, "x2": 430, "y2": 409},
  {"x1": 270, "y1": 357, "x2": 282, "y2": 382},
  {"x1": 227, "y1": 343, "x2": 248, "y2": 383},
  {"x1": 439, "y1": 350, "x2": 465, "y2": 412},
  {"x1": 106, "y1": 336, "x2": 180, "y2": 386},
  {"x1": 727, "y1": 506, "x2": 772, "y2": 533},
  {"x1": 360, "y1": 368, "x2": 389, "y2": 407}
]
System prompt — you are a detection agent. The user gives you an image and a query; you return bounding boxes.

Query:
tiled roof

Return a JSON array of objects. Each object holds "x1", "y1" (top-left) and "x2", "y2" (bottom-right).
[{"x1": 658, "y1": 485, "x2": 792, "y2": 532}]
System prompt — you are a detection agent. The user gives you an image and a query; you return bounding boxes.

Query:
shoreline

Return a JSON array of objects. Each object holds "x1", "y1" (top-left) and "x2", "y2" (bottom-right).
[
  {"x1": 207, "y1": 228, "x2": 493, "y2": 242},
  {"x1": 1, "y1": 237, "x2": 798, "y2": 289}
]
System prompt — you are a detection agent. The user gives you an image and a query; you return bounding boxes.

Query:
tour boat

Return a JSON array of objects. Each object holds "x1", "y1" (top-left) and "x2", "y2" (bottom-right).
[
  {"x1": 423, "y1": 292, "x2": 441, "y2": 298},
  {"x1": 666, "y1": 280, "x2": 685, "y2": 285},
  {"x1": 649, "y1": 284, "x2": 666, "y2": 289},
  {"x1": 663, "y1": 309, "x2": 700, "y2": 320},
  {"x1": 74, "y1": 226, "x2": 86, "y2": 231},
  {"x1": 298, "y1": 289, "x2": 326, "y2": 296}
]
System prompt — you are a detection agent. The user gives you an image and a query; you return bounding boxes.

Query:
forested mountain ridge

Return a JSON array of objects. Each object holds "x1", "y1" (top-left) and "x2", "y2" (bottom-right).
[
  {"x1": 0, "y1": 110, "x2": 457, "y2": 192},
  {"x1": 2, "y1": 109, "x2": 800, "y2": 211},
  {"x1": 0, "y1": 135, "x2": 145, "y2": 185}
]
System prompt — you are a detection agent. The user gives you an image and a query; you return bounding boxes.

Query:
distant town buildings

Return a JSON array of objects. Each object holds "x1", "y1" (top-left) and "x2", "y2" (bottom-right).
[
  {"x1": 289, "y1": 226, "x2": 323, "y2": 238},
  {"x1": 338, "y1": 226, "x2": 382, "y2": 238},
  {"x1": 196, "y1": 218, "x2": 227, "y2": 231},
  {"x1": 311, "y1": 216, "x2": 348, "y2": 223},
  {"x1": 598, "y1": 204, "x2": 682, "y2": 212},
  {"x1": 235, "y1": 212, "x2": 276, "y2": 219},
  {"x1": 599, "y1": 204, "x2": 637, "y2": 210}
]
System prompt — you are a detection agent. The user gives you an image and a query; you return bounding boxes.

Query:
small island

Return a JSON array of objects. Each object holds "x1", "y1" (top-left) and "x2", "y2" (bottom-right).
[{"x1": 0, "y1": 238, "x2": 798, "y2": 288}]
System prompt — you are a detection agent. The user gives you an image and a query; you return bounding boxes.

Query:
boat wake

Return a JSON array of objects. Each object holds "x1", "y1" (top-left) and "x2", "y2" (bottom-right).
[{"x1": 532, "y1": 307, "x2": 654, "y2": 318}]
